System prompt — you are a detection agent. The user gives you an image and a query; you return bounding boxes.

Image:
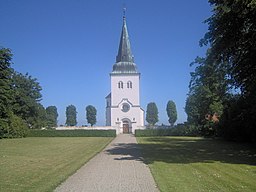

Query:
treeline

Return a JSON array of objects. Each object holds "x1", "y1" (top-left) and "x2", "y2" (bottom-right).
[
  {"x1": 65, "y1": 104, "x2": 97, "y2": 127},
  {"x1": 145, "y1": 100, "x2": 177, "y2": 127},
  {"x1": 185, "y1": 0, "x2": 256, "y2": 142},
  {"x1": 0, "y1": 48, "x2": 59, "y2": 138},
  {"x1": 0, "y1": 48, "x2": 98, "y2": 138}
]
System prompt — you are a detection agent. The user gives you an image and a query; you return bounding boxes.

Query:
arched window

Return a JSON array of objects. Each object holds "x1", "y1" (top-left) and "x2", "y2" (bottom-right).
[
  {"x1": 127, "y1": 81, "x2": 132, "y2": 88},
  {"x1": 118, "y1": 81, "x2": 123, "y2": 89}
]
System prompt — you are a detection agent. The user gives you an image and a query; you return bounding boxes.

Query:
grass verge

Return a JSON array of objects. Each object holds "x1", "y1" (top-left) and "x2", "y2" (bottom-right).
[
  {"x1": 137, "y1": 137, "x2": 256, "y2": 192},
  {"x1": 0, "y1": 137, "x2": 113, "y2": 192}
]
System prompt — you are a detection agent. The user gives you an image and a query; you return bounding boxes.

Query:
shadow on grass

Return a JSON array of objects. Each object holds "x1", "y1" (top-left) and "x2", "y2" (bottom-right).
[{"x1": 105, "y1": 136, "x2": 256, "y2": 166}]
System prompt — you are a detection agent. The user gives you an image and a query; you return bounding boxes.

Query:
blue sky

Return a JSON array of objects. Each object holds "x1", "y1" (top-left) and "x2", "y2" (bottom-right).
[{"x1": 1, "y1": 0, "x2": 212, "y2": 126}]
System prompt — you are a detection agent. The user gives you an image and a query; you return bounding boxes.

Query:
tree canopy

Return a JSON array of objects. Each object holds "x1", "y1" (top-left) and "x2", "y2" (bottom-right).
[
  {"x1": 0, "y1": 47, "x2": 45, "y2": 137},
  {"x1": 186, "y1": 0, "x2": 256, "y2": 141},
  {"x1": 166, "y1": 100, "x2": 177, "y2": 127},
  {"x1": 46, "y1": 106, "x2": 58, "y2": 128},
  {"x1": 86, "y1": 105, "x2": 97, "y2": 126},
  {"x1": 65, "y1": 105, "x2": 77, "y2": 126},
  {"x1": 201, "y1": 0, "x2": 256, "y2": 96},
  {"x1": 146, "y1": 102, "x2": 159, "y2": 126},
  {"x1": 0, "y1": 48, "x2": 13, "y2": 135},
  {"x1": 12, "y1": 72, "x2": 45, "y2": 128}
]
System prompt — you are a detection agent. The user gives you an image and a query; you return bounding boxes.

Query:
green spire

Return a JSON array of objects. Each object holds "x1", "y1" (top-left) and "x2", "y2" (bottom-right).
[
  {"x1": 112, "y1": 13, "x2": 138, "y2": 74},
  {"x1": 116, "y1": 16, "x2": 134, "y2": 63}
]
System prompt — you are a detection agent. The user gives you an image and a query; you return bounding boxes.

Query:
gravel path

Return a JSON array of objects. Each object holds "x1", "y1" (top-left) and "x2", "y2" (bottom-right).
[{"x1": 55, "y1": 134, "x2": 159, "y2": 192}]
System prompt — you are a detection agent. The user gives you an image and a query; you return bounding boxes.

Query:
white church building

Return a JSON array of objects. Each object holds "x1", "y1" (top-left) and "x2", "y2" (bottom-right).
[{"x1": 106, "y1": 15, "x2": 145, "y2": 134}]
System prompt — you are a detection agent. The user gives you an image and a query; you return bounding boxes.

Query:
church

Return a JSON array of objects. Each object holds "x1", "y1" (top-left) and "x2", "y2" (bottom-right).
[{"x1": 106, "y1": 14, "x2": 145, "y2": 134}]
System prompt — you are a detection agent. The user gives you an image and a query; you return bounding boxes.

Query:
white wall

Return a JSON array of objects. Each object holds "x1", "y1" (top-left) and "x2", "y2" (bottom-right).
[
  {"x1": 108, "y1": 73, "x2": 144, "y2": 132},
  {"x1": 111, "y1": 74, "x2": 140, "y2": 106}
]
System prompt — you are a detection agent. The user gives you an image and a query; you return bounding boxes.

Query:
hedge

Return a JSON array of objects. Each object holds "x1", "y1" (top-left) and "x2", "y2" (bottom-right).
[
  {"x1": 28, "y1": 129, "x2": 116, "y2": 137},
  {"x1": 135, "y1": 129, "x2": 173, "y2": 137},
  {"x1": 135, "y1": 126, "x2": 199, "y2": 137}
]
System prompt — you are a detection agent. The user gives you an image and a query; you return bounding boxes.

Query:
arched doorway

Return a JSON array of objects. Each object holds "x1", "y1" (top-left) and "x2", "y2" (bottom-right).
[{"x1": 122, "y1": 119, "x2": 131, "y2": 134}]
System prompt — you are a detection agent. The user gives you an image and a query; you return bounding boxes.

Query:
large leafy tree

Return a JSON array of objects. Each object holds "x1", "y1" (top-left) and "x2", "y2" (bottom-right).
[
  {"x1": 46, "y1": 106, "x2": 58, "y2": 128},
  {"x1": 146, "y1": 102, "x2": 159, "y2": 126},
  {"x1": 185, "y1": 55, "x2": 228, "y2": 122},
  {"x1": 185, "y1": 54, "x2": 228, "y2": 136},
  {"x1": 0, "y1": 48, "x2": 14, "y2": 136},
  {"x1": 0, "y1": 47, "x2": 46, "y2": 137},
  {"x1": 204, "y1": 0, "x2": 256, "y2": 141},
  {"x1": 66, "y1": 105, "x2": 77, "y2": 126},
  {"x1": 187, "y1": 0, "x2": 256, "y2": 141},
  {"x1": 86, "y1": 105, "x2": 97, "y2": 126},
  {"x1": 166, "y1": 100, "x2": 177, "y2": 127},
  {"x1": 12, "y1": 72, "x2": 45, "y2": 128},
  {"x1": 201, "y1": 0, "x2": 256, "y2": 95}
]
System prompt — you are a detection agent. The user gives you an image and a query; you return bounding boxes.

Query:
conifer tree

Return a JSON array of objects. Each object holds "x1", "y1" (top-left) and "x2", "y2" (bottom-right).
[
  {"x1": 166, "y1": 100, "x2": 177, "y2": 127},
  {"x1": 66, "y1": 105, "x2": 77, "y2": 126},
  {"x1": 146, "y1": 102, "x2": 158, "y2": 126},
  {"x1": 86, "y1": 105, "x2": 97, "y2": 126}
]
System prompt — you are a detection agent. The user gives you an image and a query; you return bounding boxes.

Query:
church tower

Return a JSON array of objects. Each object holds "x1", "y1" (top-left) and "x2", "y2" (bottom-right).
[{"x1": 106, "y1": 13, "x2": 144, "y2": 134}]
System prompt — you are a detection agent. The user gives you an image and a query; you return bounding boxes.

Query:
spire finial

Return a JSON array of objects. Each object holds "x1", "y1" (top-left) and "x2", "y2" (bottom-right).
[{"x1": 123, "y1": 6, "x2": 126, "y2": 19}]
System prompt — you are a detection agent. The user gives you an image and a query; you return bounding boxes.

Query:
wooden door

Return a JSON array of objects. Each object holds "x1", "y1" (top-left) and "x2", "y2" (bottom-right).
[{"x1": 123, "y1": 123, "x2": 129, "y2": 134}]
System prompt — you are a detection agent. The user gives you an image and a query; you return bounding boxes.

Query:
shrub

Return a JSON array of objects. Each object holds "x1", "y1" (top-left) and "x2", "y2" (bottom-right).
[
  {"x1": 0, "y1": 113, "x2": 29, "y2": 138},
  {"x1": 28, "y1": 129, "x2": 116, "y2": 137}
]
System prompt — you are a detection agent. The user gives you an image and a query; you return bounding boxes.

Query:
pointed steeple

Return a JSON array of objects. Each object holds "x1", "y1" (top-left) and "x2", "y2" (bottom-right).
[
  {"x1": 112, "y1": 12, "x2": 138, "y2": 74},
  {"x1": 116, "y1": 16, "x2": 134, "y2": 63}
]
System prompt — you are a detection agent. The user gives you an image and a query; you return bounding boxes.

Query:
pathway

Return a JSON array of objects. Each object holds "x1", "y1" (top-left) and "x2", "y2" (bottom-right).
[{"x1": 55, "y1": 134, "x2": 159, "y2": 192}]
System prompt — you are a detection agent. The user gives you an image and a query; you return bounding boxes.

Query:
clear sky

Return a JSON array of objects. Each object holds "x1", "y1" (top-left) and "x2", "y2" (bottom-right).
[{"x1": 1, "y1": 0, "x2": 212, "y2": 126}]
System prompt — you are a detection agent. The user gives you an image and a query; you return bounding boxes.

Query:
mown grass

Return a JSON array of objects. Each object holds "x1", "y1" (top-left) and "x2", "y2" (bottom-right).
[
  {"x1": 0, "y1": 137, "x2": 113, "y2": 192},
  {"x1": 137, "y1": 137, "x2": 256, "y2": 192}
]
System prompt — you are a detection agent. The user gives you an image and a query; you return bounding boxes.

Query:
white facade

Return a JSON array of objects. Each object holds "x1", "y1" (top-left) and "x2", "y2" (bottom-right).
[
  {"x1": 107, "y1": 74, "x2": 144, "y2": 133},
  {"x1": 106, "y1": 16, "x2": 144, "y2": 134},
  {"x1": 106, "y1": 75, "x2": 145, "y2": 133}
]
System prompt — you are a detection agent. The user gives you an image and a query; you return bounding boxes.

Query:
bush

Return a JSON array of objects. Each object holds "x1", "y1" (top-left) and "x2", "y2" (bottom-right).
[
  {"x1": 0, "y1": 113, "x2": 29, "y2": 138},
  {"x1": 28, "y1": 129, "x2": 116, "y2": 137}
]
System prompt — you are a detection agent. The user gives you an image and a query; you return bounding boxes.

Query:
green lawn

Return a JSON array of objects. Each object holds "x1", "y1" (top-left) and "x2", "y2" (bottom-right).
[
  {"x1": 0, "y1": 137, "x2": 113, "y2": 192},
  {"x1": 137, "y1": 137, "x2": 256, "y2": 192}
]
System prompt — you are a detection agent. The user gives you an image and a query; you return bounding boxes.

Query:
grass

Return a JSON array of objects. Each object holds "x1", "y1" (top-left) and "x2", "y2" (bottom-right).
[
  {"x1": 137, "y1": 137, "x2": 256, "y2": 192},
  {"x1": 0, "y1": 137, "x2": 113, "y2": 192}
]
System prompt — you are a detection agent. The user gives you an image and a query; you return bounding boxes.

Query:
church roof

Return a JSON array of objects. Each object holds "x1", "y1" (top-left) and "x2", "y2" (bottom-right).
[{"x1": 112, "y1": 16, "x2": 138, "y2": 74}]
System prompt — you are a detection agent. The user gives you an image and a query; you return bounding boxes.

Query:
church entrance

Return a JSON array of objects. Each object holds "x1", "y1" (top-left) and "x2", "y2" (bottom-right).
[{"x1": 123, "y1": 120, "x2": 130, "y2": 134}]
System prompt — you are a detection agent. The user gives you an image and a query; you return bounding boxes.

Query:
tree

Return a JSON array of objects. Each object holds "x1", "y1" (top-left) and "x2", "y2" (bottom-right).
[
  {"x1": 0, "y1": 48, "x2": 14, "y2": 137},
  {"x1": 0, "y1": 47, "x2": 46, "y2": 137},
  {"x1": 146, "y1": 102, "x2": 158, "y2": 126},
  {"x1": 12, "y1": 72, "x2": 45, "y2": 128},
  {"x1": 66, "y1": 105, "x2": 77, "y2": 126},
  {"x1": 0, "y1": 48, "x2": 32, "y2": 137},
  {"x1": 185, "y1": 54, "x2": 228, "y2": 136},
  {"x1": 86, "y1": 105, "x2": 97, "y2": 126},
  {"x1": 166, "y1": 100, "x2": 177, "y2": 127},
  {"x1": 201, "y1": 0, "x2": 256, "y2": 96},
  {"x1": 197, "y1": 0, "x2": 256, "y2": 141},
  {"x1": 46, "y1": 106, "x2": 58, "y2": 128}
]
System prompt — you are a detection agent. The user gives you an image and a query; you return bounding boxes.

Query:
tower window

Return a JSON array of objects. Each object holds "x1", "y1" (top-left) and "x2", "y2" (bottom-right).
[
  {"x1": 127, "y1": 81, "x2": 132, "y2": 88},
  {"x1": 118, "y1": 81, "x2": 123, "y2": 89}
]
